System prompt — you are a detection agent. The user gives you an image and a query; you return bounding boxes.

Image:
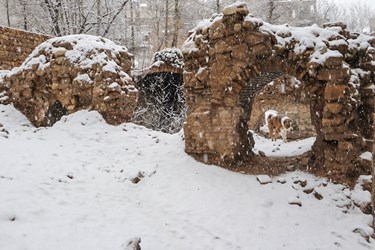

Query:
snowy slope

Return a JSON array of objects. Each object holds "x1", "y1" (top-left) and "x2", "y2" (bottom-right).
[{"x1": 0, "y1": 104, "x2": 374, "y2": 250}]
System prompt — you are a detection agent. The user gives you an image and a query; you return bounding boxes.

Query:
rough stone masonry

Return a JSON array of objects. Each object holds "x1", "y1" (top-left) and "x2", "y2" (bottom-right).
[
  {"x1": 182, "y1": 2, "x2": 375, "y2": 180},
  {"x1": 4, "y1": 34, "x2": 138, "y2": 126}
]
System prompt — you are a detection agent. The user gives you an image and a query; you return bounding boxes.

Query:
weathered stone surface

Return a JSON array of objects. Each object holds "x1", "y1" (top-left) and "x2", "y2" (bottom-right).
[
  {"x1": 223, "y1": 2, "x2": 249, "y2": 16},
  {"x1": 0, "y1": 26, "x2": 52, "y2": 70},
  {"x1": 323, "y1": 21, "x2": 347, "y2": 30},
  {"x1": 317, "y1": 68, "x2": 350, "y2": 81},
  {"x1": 181, "y1": 2, "x2": 374, "y2": 180},
  {"x1": 324, "y1": 103, "x2": 343, "y2": 114},
  {"x1": 322, "y1": 116, "x2": 346, "y2": 127},
  {"x1": 324, "y1": 83, "x2": 348, "y2": 101},
  {"x1": 231, "y1": 43, "x2": 250, "y2": 60},
  {"x1": 5, "y1": 34, "x2": 137, "y2": 127}
]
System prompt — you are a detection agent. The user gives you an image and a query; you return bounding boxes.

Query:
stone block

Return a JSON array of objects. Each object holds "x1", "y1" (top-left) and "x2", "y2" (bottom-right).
[
  {"x1": 223, "y1": 2, "x2": 249, "y2": 16},
  {"x1": 324, "y1": 83, "x2": 348, "y2": 101},
  {"x1": 231, "y1": 43, "x2": 249, "y2": 60},
  {"x1": 245, "y1": 33, "x2": 265, "y2": 45},
  {"x1": 195, "y1": 67, "x2": 210, "y2": 82},
  {"x1": 322, "y1": 124, "x2": 347, "y2": 135},
  {"x1": 234, "y1": 23, "x2": 242, "y2": 33},
  {"x1": 324, "y1": 103, "x2": 343, "y2": 114},
  {"x1": 338, "y1": 141, "x2": 354, "y2": 151},
  {"x1": 317, "y1": 68, "x2": 350, "y2": 81},
  {"x1": 322, "y1": 116, "x2": 346, "y2": 127},
  {"x1": 324, "y1": 56, "x2": 343, "y2": 68},
  {"x1": 251, "y1": 43, "x2": 271, "y2": 57},
  {"x1": 214, "y1": 40, "x2": 232, "y2": 54}
]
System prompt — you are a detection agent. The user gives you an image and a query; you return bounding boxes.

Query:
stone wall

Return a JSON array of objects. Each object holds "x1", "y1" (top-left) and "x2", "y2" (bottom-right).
[
  {"x1": 4, "y1": 34, "x2": 138, "y2": 127},
  {"x1": 248, "y1": 75, "x2": 316, "y2": 140},
  {"x1": 0, "y1": 26, "x2": 51, "y2": 70},
  {"x1": 182, "y1": 2, "x2": 375, "y2": 181},
  {"x1": 132, "y1": 48, "x2": 185, "y2": 133}
]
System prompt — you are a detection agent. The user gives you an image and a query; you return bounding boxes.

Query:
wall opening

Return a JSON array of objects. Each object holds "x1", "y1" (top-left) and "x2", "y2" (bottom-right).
[
  {"x1": 247, "y1": 74, "x2": 317, "y2": 157},
  {"x1": 45, "y1": 100, "x2": 67, "y2": 126},
  {"x1": 132, "y1": 72, "x2": 185, "y2": 133},
  {"x1": 182, "y1": 2, "x2": 374, "y2": 183}
]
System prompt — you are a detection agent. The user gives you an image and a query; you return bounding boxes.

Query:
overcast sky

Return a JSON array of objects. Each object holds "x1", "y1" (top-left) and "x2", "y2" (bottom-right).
[{"x1": 330, "y1": 0, "x2": 375, "y2": 12}]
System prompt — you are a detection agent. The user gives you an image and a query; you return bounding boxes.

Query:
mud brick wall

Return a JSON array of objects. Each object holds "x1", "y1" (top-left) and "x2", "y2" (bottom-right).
[{"x1": 0, "y1": 26, "x2": 52, "y2": 70}]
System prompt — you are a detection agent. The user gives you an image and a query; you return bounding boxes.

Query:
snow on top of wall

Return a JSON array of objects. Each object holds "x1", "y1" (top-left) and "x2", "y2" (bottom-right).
[
  {"x1": 182, "y1": 10, "x2": 375, "y2": 66},
  {"x1": 8, "y1": 34, "x2": 132, "y2": 81},
  {"x1": 150, "y1": 48, "x2": 183, "y2": 69}
]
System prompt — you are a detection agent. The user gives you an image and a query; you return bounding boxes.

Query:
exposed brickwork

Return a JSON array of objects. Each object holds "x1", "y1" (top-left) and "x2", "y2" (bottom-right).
[
  {"x1": 239, "y1": 72, "x2": 282, "y2": 112},
  {"x1": 182, "y1": 3, "x2": 375, "y2": 181},
  {"x1": 0, "y1": 26, "x2": 52, "y2": 70},
  {"x1": 248, "y1": 75, "x2": 316, "y2": 140},
  {"x1": 4, "y1": 34, "x2": 137, "y2": 127}
]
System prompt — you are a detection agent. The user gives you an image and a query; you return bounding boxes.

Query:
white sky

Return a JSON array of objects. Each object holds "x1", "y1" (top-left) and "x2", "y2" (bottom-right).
[{"x1": 330, "y1": 0, "x2": 375, "y2": 12}]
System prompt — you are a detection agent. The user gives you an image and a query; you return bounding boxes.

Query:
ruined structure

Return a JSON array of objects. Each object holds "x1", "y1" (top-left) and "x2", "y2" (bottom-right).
[
  {"x1": 182, "y1": 3, "x2": 375, "y2": 180},
  {"x1": 133, "y1": 48, "x2": 185, "y2": 133},
  {"x1": 4, "y1": 34, "x2": 137, "y2": 126},
  {"x1": 0, "y1": 26, "x2": 51, "y2": 70},
  {"x1": 248, "y1": 75, "x2": 316, "y2": 140}
]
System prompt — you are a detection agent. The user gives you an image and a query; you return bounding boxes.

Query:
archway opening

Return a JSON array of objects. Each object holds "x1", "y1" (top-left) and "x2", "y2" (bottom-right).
[
  {"x1": 247, "y1": 74, "x2": 317, "y2": 158},
  {"x1": 45, "y1": 100, "x2": 68, "y2": 126},
  {"x1": 132, "y1": 72, "x2": 185, "y2": 133}
]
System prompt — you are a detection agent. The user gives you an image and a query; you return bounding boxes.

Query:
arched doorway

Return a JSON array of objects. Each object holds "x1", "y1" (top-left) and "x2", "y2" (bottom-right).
[{"x1": 182, "y1": 3, "x2": 374, "y2": 181}]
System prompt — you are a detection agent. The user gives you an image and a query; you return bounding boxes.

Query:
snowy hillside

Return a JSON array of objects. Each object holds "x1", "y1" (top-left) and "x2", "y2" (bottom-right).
[{"x1": 0, "y1": 104, "x2": 374, "y2": 250}]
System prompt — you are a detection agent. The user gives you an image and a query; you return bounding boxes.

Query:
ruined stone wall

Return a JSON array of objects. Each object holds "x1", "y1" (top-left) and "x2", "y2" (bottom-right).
[
  {"x1": 0, "y1": 26, "x2": 51, "y2": 70},
  {"x1": 182, "y1": 2, "x2": 375, "y2": 181},
  {"x1": 4, "y1": 34, "x2": 137, "y2": 127},
  {"x1": 248, "y1": 75, "x2": 316, "y2": 140},
  {"x1": 132, "y1": 48, "x2": 185, "y2": 133}
]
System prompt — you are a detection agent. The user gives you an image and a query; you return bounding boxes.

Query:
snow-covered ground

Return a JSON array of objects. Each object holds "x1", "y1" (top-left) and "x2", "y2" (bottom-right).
[
  {"x1": 251, "y1": 123, "x2": 315, "y2": 157},
  {"x1": 252, "y1": 131, "x2": 315, "y2": 157},
  {"x1": 0, "y1": 104, "x2": 374, "y2": 250}
]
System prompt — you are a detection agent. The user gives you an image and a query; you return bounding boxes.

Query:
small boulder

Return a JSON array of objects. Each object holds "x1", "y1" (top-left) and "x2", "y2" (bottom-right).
[{"x1": 256, "y1": 175, "x2": 272, "y2": 185}]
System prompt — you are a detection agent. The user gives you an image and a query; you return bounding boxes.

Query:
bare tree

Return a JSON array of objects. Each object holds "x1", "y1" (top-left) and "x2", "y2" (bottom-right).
[
  {"x1": 96, "y1": 0, "x2": 101, "y2": 35},
  {"x1": 43, "y1": 0, "x2": 62, "y2": 35},
  {"x1": 171, "y1": 0, "x2": 180, "y2": 47},
  {"x1": 267, "y1": 0, "x2": 276, "y2": 23},
  {"x1": 5, "y1": 0, "x2": 11, "y2": 26},
  {"x1": 102, "y1": 0, "x2": 129, "y2": 36},
  {"x1": 163, "y1": 0, "x2": 169, "y2": 50},
  {"x1": 130, "y1": 0, "x2": 135, "y2": 51},
  {"x1": 346, "y1": 2, "x2": 374, "y2": 32}
]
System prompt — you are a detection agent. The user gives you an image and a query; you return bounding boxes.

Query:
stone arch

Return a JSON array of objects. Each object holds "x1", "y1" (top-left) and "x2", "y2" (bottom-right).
[
  {"x1": 247, "y1": 74, "x2": 316, "y2": 140},
  {"x1": 182, "y1": 3, "x2": 375, "y2": 180},
  {"x1": 5, "y1": 34, "x2": 138, "y2": 127},
  {"x1": 132, "y1": 48, "x2": 185, "y2": 133},
  {"x1": 45, "y1": 100, "x2": 68, "y2": 126}
]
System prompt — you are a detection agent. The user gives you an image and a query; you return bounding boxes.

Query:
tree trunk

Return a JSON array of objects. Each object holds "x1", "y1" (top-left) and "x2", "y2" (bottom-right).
[
  {"x1": 164, "y1": 0, "x2": 169, "y2": 49},
  {"x1": 267, "y1": 0, "x2": 274, "y2": 23},
  {"x1": 6, "y1": 0, "x2": 11, "y2": 27},
  {"x1": 44, "y1": 0, "x2": 62, "y2": 36},
  {"x1": 216, "y1": 0, "x2": 220, "y2": 13},
  {"x1": 19, "y1": 0, "x2": 27, "y2": 30},
  {"x1": 130, "y1": 0, "x2": 135, "y2": 51},
  {"x1": 96, "y1": 0, "x2": 101, "y2": 35},
  {"x1": 102, "y1": 0, "x2": 129, "y2": 36},
  {"x1": 123, "y1": 3, "x2": 128, "y2": 46},
  {"x1": 171, "y1": 0, "x2": 179, "y2": 47}
]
